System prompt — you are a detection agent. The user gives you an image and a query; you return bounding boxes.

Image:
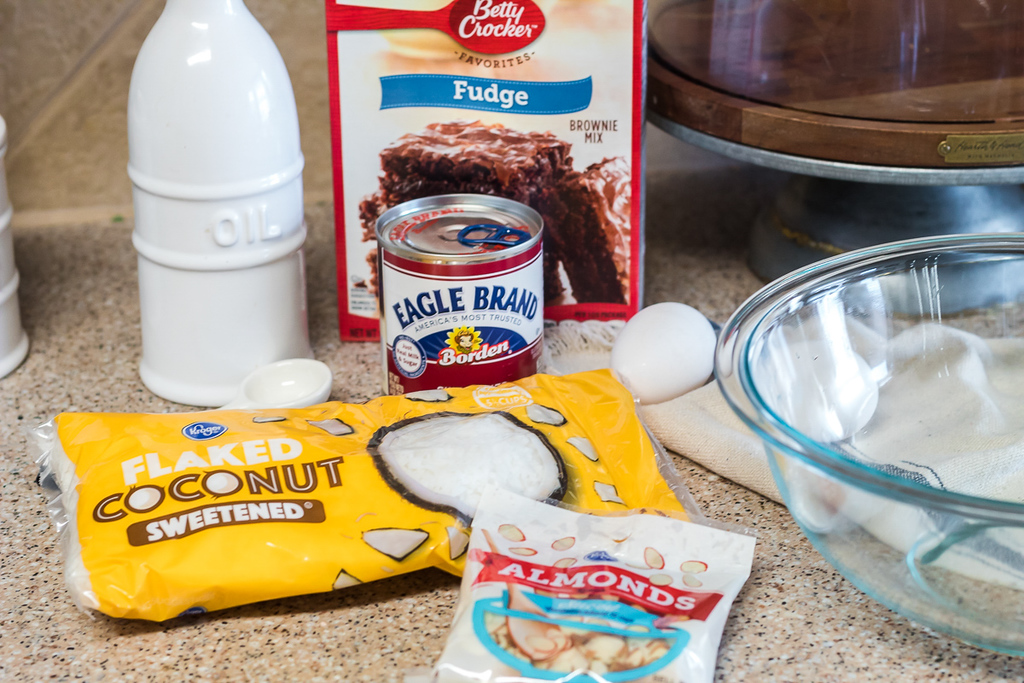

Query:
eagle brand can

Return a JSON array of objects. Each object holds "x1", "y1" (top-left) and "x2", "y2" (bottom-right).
[{"x1": 376, "y1": 194, "x2": 544, "y2": 395}]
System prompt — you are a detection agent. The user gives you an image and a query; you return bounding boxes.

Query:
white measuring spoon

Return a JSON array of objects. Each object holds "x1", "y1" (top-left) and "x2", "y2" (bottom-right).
[{"x1": 219, "y1": 359, "x2": 333, "y2": 410}]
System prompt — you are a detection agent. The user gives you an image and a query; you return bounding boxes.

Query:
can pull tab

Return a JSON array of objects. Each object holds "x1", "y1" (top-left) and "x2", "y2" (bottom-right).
[{"x1": 457, "y1": 223, "x2": 531, "y2": 248}]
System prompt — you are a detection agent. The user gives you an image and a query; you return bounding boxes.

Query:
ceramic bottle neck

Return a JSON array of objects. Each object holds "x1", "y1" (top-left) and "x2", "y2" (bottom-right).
[{"x1": 164, "y1": 0, "x2": 252, "y2": 17}]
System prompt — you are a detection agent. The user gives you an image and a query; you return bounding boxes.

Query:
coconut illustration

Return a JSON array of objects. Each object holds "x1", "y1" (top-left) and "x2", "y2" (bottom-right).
[
  {"x1": 594, "y1": 481, "x2": 625, "y2": 505},
  {"x1": 446, "y1": 526, "x2": 470, "y2": 560},
  {"x1": 362, "y1": 527, "x2": 430, "y2": 562},
  {"x1": 308, "y1": 418, "x2": 354, "y2": 436},
  {"x1": 405, "y1": 389, "x2": 452, "y2": 403},
  {"x1": 368, "y1": 412, "x2": 568, "y2": 524},
  {"x1": 333, "y1": 568, "x2": 362, "y2": 590},
  {"x1": 568, "y1": 437, "x2": 599, "y2": 462},
  {"x1": 526, "y1": 404, "x2": 566, "y2": 427}
]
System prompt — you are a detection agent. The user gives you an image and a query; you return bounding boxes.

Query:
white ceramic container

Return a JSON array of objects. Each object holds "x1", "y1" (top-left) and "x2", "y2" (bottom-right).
[
  {"x1": 0, "y1": 115, "x2": 29, "y2": 379},
  {"x1": 128, "y1": 0, "x2": 311, "y2": 406}
]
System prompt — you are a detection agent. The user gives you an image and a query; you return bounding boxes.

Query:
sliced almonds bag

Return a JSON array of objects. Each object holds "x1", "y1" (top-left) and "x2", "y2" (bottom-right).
[
  {"x1": 431, "y1": 488, "x2": 756, "y2": 683},
  {"x1": 35, "y1": 370, "x2": 697, "y2": 621}
]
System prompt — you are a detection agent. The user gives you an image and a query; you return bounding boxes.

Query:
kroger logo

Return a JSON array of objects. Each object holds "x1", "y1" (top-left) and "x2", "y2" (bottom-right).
[{"x1": 182, "y1": 421, "x2": 228, "y2": 441}]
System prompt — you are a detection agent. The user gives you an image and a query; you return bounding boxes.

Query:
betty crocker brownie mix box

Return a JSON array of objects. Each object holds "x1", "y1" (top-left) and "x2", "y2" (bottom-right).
[{"x1": 324, "y1": 0, "x2": 644, "y2": 341}]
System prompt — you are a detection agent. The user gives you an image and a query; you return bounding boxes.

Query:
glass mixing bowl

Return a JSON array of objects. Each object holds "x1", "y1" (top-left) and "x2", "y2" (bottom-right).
[{"x1": 716, "y1": 234, "x2": 1024, "y2": 654}]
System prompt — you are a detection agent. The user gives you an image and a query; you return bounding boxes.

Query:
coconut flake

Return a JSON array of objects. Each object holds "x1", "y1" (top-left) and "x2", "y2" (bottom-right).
[
  {"x1": 362, "y1": 527, "x2": 430, "y2": 562},
  {"x1": 568, "y1": 437, "x2": 599, "y2": 462},
  {"x1": 446, "y1": 526, "x2": 470, "y2": 560},
  {"x1": 253, "y1": 416, "x2": 287, "y2": 424},
  {"x1": 309, "y1": 418, "x2": 354, "y2": 436},
  {"x1": 406, "y1": 389, "x2": 452, "y2": 402},
  {"x1": 594, "y1": 482, "x2": 624, "y2": 505},
  {"x1": 332, "y1": 569, "x2": 362, "y2": 590},
  {"x1": 526, "y1": 404, "x2": 567, "y2": 426}
]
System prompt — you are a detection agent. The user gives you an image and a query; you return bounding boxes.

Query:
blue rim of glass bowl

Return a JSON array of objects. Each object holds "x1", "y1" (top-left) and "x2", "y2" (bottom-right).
[{"x1": 715, "y1": 233, "x2": 1024, "y2": 523}]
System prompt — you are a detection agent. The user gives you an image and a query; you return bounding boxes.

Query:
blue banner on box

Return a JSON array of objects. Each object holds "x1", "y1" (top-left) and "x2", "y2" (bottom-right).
[{"x1": 379, "y1": 74, "x2": 592, "y2": 115}]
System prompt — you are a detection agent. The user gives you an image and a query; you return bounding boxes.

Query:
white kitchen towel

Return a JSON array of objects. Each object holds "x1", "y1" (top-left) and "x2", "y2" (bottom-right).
[
  {"x1": 642, "y1": 384, "x2": 781, "y2": 502},
  {"x1": 541, "y1": 318, "x2": 625, "y2": 375}
]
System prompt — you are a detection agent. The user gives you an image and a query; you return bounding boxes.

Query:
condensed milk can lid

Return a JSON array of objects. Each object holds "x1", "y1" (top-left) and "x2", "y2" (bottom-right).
[{"x1": 376, "y1": 194, "x2": 543, "y2": 264}]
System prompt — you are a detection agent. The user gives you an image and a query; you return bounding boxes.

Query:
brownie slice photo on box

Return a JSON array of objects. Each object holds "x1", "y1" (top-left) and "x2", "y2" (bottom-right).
[
  {"x1": 543, "y1": 156, "x2": 631, "y2": 305},
  {"x1": 359, "y1": 120, "x2": 632, "y2": 308}
]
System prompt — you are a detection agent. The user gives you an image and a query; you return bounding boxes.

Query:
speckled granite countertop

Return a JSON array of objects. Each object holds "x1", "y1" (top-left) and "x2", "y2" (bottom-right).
[{"x1": 3, "y1": 172, "x2": 1024, "y2": 682}]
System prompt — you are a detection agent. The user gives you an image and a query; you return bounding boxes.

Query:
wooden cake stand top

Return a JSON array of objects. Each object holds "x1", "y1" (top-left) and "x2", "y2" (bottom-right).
[{"x1": 649, "y1": 0, "x2": 1024, "y2": 169}]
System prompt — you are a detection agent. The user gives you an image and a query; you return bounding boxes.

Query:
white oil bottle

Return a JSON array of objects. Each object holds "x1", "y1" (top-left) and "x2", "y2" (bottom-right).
[
  {"x1": 128, "y1": 0, "x2": 311, "y2": 407},
  {"x1": 0, "y1": 114, "x2": 29, "y2": 379}
]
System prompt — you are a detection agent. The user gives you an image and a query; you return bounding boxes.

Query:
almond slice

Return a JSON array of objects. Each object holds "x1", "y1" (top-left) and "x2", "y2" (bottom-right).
[
  {"x1": 525, "y1": 635, "x2": 557, "y2": 654},
  {"x1": 644, "y1": 547, "x2": 665, "y2": 570},
  {"x1": 682, "y1": 574, "x2": 703, "y2": 588},
  {"x1": 508, "y1": 609, "x2": 570, "y2": 663},
  {"x1": 547, "y1": 647, "x2": 589, "y2": 672},
  {"x1": 553, "y1": 557, "x2": 576, "y2": 568},
  {"x1": 680, "y1": 560, "x2": 708, "y2": 574},
  {"x1": 509, "y1": 547, "x2": 538, "y2": 556},
  {"x1": 649, "y1": 573, "x2": 672, "y2": 586},
  {"x1": 499, "y1": 524, "x2": 526, "y2": 542},
  {"x1": 583, "y1": 634, "x2": 627, "y2": 664},
  {"x1": 551, "y1": 536, "x2": 575, "y2": 551}
]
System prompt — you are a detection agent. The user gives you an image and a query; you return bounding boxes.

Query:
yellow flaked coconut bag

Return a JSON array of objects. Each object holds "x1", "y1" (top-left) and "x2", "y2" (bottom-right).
[{"x1": 36, "y1": 370, "x2": 697, "y2": 621}]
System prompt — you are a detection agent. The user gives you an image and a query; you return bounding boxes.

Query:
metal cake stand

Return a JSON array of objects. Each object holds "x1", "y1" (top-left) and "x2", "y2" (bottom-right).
[{"x1": 649, "y1": 111, "x2": 1024, "y2": 281}]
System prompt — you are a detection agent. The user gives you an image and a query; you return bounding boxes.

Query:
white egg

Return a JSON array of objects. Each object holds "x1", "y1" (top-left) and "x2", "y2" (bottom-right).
[{"x1": 611, "y1": 302, "x2": 717, "y2": 404}]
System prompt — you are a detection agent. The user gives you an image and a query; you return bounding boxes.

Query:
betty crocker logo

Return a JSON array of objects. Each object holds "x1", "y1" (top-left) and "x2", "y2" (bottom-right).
[
  {"x1": 326, "y1": 1, "x2": 546, "y2": 56},
  {"x1": 448, "y1": 0, "x2": 546, "y2": 53}
]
